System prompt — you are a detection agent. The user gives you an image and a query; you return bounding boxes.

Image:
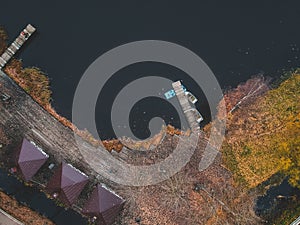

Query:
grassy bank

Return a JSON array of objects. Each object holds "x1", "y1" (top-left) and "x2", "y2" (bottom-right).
[{"x1": 221, "y1": 70, "x2": 300, "y2": 188}]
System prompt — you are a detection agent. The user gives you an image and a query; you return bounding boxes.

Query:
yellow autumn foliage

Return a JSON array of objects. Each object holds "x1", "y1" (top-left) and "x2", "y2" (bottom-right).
[{"x1": 222, "y1": 71, "x2": 300, "y2": 188}]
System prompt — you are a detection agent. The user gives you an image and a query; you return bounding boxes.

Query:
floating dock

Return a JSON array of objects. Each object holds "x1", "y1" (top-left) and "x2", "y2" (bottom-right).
[
  {"x1": 172, "y1": 81, "x2": 200, "y2": 132},
  {"x1": 0, "y1": 24, "x2": 36, "y2": 69}
]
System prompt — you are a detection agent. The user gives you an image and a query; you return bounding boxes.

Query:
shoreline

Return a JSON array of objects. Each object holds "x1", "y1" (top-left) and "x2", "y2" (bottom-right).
[
  {"x1": 1, "y1": 65, "x2": 299, "y2": 224},
  {"x1": 1, "y1": 25, "x2": 300, "y2": 224}
]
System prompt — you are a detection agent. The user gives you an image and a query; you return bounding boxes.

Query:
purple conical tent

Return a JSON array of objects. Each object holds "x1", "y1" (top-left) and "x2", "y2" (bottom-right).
[
  {"x1": 17, "y1": 138, "x2": 49, "y2": 181},
  {"x1": 82, "y1": 184, "x2": 125, "y2": 225},
  {"x1": 46, "y1": 162, "x2": 89, "y2": 206}
]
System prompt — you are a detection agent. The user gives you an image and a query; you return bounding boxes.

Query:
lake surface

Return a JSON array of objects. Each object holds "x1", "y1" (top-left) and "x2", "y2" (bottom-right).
[
  {"x1": 256, "y1": 178, "x2": 300, "y2": 224},
  {"x1": 0, "y1": 2, "x2": 299, "y2": 139}
]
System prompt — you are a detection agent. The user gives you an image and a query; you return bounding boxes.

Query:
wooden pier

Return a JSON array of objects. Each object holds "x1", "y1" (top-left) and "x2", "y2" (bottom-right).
[
  {"x1": 172, "y1": 81, "x2": 200, "y2": 133},
  {"x1": 0, "y1": 24, "x2": 36, "y2": 69}
]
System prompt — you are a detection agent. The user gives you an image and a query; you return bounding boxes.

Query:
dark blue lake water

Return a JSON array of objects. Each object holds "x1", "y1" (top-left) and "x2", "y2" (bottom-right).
[
  {"x1": 256, "y1": 178, "x2": 300, "y2": 223},
  {"x1": 0, "y1": 1, "x2": 299, "y2": 139}
]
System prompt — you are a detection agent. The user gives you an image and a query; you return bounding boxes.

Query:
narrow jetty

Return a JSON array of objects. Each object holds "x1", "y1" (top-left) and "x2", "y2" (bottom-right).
[
  {"x1": 0, "y1": 24, "x2": 36, "y2": 69},
  {"x1": 172, "y1": 81, "x2": 200, "y2": 132}
]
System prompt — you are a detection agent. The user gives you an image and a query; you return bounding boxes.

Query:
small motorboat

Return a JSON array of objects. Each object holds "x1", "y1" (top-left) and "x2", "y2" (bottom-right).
[
  {"x1": 191, "y1": 108, "x2": 203, "y2": 123},
  {"x1": 164, "y1": 89, "x2": 176, "y2": 100},
  {"x1": 185, "y1": 91, "x2": 198, "y2": 104}
]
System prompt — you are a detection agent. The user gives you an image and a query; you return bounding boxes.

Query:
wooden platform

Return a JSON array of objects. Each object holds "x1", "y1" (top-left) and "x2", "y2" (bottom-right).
[
  {"x1": 172, "y1": 81, "x2": 200, "y2": 132},
  {"x1": 0, "y1": 24, "x2": 35, "y2": 69}
]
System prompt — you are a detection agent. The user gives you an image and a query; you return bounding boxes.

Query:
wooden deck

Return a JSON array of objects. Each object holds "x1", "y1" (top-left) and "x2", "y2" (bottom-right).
[
  {"x1": 172, "y1": 81, "x2": 200, "y2": 132},
  {"x1": 0, "y1": 24, "x2": 35, "y2": 69}
]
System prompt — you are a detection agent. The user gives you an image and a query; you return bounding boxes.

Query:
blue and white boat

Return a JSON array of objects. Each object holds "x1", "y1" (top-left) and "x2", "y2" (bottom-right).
[
  {"x1": 164, "y1": 85, "x2": 187, "y2": 100},
  {"x1": 164, "y1": 89, "x2": 176, "y2": 99}
]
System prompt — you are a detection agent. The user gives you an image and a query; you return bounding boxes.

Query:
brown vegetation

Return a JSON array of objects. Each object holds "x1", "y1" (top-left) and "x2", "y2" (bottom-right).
[
  {"x1": 166, "y1": 125, "x2": 184, "y2": 136},
  {"x1": 222, "y1": 75, "x2": 271, "y2": 115},
  {"x1": 214, "y1": 72, "x2": 300, "y2": 188},
  {"x1": 5, "y1": 60, "x2": 51, "y2": 106},
  {"x1": 120, "y1": 125, "x2": 187, "y2": 151},
  {"x1": 117, "y1": 156, "x2": 260, "y2": 225},
  {"x1": 103, "y1": 139, "x2": 124, "y2": 152},
  {"x1": 0, "y1": 191, "x2": 55, "y2": 225},
  {"x1": 113, "y1": 131, "x2": 260, "y2": 225}
]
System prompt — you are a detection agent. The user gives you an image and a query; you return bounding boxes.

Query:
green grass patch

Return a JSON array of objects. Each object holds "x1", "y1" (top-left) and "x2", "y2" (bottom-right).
[{"x1": 222, "y1": 144, "x2": 248, "y2": 187}]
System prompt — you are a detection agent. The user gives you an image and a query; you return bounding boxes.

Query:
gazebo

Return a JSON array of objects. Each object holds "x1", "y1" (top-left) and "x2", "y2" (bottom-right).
[
  {"x1": 17, "y1": 138, "x2": 49, "y2": 181},
  {"x1": 46, "y1": 162, "x2": 89, "y2": 206},
  {"x1": 82, "y1": 184, "x2": 125, "y2": 225}
]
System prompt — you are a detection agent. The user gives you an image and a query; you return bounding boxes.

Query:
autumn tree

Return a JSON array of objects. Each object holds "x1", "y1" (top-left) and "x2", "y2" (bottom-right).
[
  {"x1": 270, "y1": 73, "x2": 300, "y2": 188},
  {"x1": 220, "y1": 70, "x2": 300, "y2": 188}
]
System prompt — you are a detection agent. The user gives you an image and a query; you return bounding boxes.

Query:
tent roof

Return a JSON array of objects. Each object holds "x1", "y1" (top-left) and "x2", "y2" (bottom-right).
[
  {"x1": 82, "y1": 184, "x2": 125, "y2": 224},
  {"x1": 47, "y1": 162, "x2": 88, "y2": 206},
  {"x1": 18, "y1": 139, "x2": 48, "y2": 163},
  {"x1": 17, "y1": 138, "x2": 48, "y2": 181}
]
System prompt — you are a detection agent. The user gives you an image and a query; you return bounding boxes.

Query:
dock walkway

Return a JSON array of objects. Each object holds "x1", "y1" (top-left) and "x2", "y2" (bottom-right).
[
  {"x1": 0, "y1": 24, "x2": 35, "y2": 69},
  {"x1": 172, "y1": 81, "x2": 200, "y2": 132}
]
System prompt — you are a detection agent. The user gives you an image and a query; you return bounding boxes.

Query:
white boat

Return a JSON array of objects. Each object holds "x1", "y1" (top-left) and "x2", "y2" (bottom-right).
[
  {"x1": 185, "y1": 91, "x2": 198, "y2": 104},
  {"x1": 191, "y1": 108, "x2": 203, "y2": 123}
]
